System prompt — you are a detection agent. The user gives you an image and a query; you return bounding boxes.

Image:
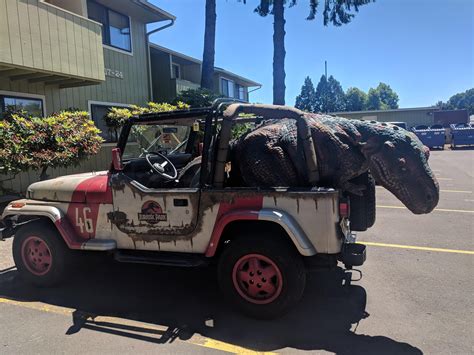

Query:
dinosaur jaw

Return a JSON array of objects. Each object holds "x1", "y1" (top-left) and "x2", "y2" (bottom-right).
[{"x1": 370, "y1": 156, "x2": 439, "y2": 214}]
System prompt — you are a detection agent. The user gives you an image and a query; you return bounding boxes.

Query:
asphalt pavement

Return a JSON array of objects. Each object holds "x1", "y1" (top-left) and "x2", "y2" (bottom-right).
[{"x1": 0, "y1": 149, "x2": 472, "y2": 354}]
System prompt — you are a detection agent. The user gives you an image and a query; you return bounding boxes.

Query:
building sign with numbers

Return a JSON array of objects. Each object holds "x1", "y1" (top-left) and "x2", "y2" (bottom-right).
[{"x1": 105, "y1": 68, "x2": 124, "y2": 79}]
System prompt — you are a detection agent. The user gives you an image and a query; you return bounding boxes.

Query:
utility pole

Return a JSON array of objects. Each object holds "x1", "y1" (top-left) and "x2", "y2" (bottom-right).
[{"x1": 324, "y1": 60, "x2": 328, "y2": 113}]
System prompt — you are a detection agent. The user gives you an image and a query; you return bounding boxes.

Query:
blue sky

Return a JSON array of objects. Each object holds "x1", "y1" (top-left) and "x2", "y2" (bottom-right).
[{"x1": 150, "y1": 0, "x2": 473, "y2": 108}]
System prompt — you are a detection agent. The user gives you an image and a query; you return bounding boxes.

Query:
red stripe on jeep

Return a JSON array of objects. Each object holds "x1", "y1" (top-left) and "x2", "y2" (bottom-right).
[
  {"x1": 205, "y1": 196, "x2": 264, "y2": 257},
  {"x1": 66, "y1": 174, "x2": 112, "y2": 239}
]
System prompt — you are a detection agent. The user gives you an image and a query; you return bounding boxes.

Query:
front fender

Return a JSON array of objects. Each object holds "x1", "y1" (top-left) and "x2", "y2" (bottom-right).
[
  {"x1": 205, "y1": 208, "x2": 317, "y2": 257},
  {"x1": 2, "y1": 200, "x2": 115, "y2": 251}
]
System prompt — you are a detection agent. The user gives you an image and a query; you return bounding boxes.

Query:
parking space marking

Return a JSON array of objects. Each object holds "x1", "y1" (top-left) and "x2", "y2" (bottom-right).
[
  {"x1": 195, "y1": 338, "x2": 276, "y2": 354},
  {"x1": 0, "y1": 297, "x2": 272, "y2": 354},
  {"x1": 360, "y1": 241, "x2": 474, "y2": 255},
  {"x1": 377, "y1": 205, "x2": 474, "y2": 213},
  {"x1": 377, "y1": 186, "x2": 473, "y2": 194},
  {"x1": 436, "y1": 177, "x2": 453, "y2": 181}
]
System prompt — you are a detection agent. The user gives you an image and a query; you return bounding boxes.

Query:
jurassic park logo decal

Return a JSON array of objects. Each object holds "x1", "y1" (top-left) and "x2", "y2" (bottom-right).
[{"x1": 138, "y1": 201, "x2": 167, "y2": 223}]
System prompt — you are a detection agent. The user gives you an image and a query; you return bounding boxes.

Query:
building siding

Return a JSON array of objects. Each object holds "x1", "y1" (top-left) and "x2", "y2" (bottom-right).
[
  {"x1": 1, "y1": 5, "x2": 151, "y2": 194},
  {"x1": 335, "y1": 109, "x2": 436, "y2": 128},
  {"x1": 0, "y1": 0, "x2": 104, "y2": 83}
]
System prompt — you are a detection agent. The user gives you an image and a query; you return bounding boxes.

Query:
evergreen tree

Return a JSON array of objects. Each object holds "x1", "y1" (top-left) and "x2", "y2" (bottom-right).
[
  {"x1": 327, "y1": 75, "x2": 346, "y2": 112},
  {"x1": 295, "y1": 76, "x2": 316, "y2": 112},
  {"x1": 313, "y1": 75, "x2": 345, "y2": 112},
  {"x1": 314, "y1": 75, "x2": 329, "y2": 113},
  {"x1": 345, "y1": 87, "x2": 367, "y2": 111}
]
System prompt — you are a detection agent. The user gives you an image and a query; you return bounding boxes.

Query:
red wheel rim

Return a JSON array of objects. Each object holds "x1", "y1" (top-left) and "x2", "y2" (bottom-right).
[
  {"x1": 21, "y1": 236, "x2": 53, "y2": 276},
  {"x1": 232, "y1": 254, "x2": 283, "y2": 304}
]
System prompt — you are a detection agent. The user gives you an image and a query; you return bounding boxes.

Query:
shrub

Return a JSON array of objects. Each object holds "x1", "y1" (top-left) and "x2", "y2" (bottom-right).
[
  {"x1": 106, "y1": 102, "x2": 190, "y2": 130},
  {"x1": 0, "y1": 110, "x2": 103, "y2": 180},
  {"x1": 174, "y1": 88, "x2": 221, "y2": 108}
]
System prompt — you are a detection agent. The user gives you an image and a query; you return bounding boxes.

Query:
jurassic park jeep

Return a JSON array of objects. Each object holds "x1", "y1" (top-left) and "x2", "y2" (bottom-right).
[{"x1": 1, "y1": 101, "x2": 366, "y2": 319}]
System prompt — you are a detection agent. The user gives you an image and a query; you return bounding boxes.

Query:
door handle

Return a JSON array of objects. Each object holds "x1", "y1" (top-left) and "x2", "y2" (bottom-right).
[{"x1": 173, "y1": 199, "x2": 188, "y2": 207}]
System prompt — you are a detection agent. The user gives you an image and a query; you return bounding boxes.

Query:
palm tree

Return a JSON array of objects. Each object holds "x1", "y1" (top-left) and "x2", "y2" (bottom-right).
[
  {"x1": 201, "y1": 0, "x2": 217, "y2": 90},
  {"x1": 248, "y1": 0, "x2": 373, "y2": 105}
]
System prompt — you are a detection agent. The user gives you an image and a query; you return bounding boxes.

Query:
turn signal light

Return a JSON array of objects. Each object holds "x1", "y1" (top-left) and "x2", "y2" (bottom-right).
[
  {"x1": 339, "y1": 202, "x2": 349, "y2": 218},
  {"x1": 10, "y1": 202, "x2": 25, "y2": 208}
]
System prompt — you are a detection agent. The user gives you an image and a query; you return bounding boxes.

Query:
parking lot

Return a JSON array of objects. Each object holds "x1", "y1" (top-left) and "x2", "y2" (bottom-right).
[{"x1": 0, "y1": 149, "x2": 472, "y2": 354}]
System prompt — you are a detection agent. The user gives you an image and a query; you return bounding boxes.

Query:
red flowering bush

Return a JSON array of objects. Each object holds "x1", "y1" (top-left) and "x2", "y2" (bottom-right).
[{"x1": 0, "y1": 111, "x2": 103, "y2": 180}]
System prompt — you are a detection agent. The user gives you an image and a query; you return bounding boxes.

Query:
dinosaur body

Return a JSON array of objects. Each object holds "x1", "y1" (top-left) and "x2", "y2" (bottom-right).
[{"x1": 230, "y1": 113, "x2": 439, "y2": 214}]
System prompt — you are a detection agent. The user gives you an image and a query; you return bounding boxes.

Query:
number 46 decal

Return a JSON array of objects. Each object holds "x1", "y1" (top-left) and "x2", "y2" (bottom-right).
[{"x1": 75, "y1": 207, "x2": 94, "y2": 234}]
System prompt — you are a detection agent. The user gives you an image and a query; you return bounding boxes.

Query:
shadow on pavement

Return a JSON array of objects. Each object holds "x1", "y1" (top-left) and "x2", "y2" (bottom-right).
[{"x1": 0, "y1": 258, "x2": 421, "y2": 354}]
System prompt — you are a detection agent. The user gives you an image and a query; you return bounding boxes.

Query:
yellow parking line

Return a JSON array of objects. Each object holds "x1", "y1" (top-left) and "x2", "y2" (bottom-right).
[
  {"x1": 440, "y1": 189, "x2": 472, "y2": 193},
  {"x1": 0, "y1": 297, "x2": 273, "y2": 354},
  {"x1": 377, "y1": 205, "x2": 474, "y2": 213},
  {"x1": 195, "y1": 338, "x2": 276, "y2": 354},
  {"x1": 436, "y1": 177, "x2": 453, "y2": 181},
  {"x1": 360, "y1": 241, "x2": 474, "y2": 255}
]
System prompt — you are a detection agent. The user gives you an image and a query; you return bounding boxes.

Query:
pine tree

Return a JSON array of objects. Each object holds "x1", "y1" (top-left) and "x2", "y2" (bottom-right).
[
  {"x1": 327, "y1": 75, "x2": 346, "y2": 112},
  {"x1": 295, "y1": 76, "x2": 316, "y2": 112},
  {"x1": 314, "y1": 75, "x2": 345, "y2": 113},
  {"x1": 314, "y1": 75, "x2": 329, "y2": 113}
]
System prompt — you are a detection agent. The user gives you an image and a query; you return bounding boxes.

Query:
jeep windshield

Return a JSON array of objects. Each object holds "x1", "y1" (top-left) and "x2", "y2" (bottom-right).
[{"x1": 122, "y1": 123, "x2": 191, "y2": 160}]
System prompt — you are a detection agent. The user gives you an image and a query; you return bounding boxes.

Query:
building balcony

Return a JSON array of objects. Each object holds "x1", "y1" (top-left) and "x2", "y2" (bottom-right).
[
  {"x1": 0, "y1": 0, "x2": 105, "y2": 88},
  {"x1": 174, "y1": 78, "x2": 200, "y2": 94}
]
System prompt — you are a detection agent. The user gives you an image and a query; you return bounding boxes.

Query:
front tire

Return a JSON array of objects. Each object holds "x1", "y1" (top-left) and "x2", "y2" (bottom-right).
[
  {"x1": 13, "y1": 220, "x2": 72, "y2": 287},
  {"x1": 217, "y1": 234, "x2": 306, "y2": 319}
]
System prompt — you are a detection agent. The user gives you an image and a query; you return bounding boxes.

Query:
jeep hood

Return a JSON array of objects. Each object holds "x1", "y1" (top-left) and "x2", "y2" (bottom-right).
[{"x1": 27, "y1": 171, "x2": 111, "y2": 203}]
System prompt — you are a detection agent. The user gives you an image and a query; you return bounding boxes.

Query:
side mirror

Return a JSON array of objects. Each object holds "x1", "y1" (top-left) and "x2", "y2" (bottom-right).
[{"x1": 111, "y1": 148, "x2": 123, "y2": 171}]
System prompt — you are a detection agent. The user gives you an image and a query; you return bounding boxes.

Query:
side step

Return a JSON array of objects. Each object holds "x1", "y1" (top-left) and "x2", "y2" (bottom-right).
[{"x1": 114, "y1": 250, "x2": 209, "y2": 268}]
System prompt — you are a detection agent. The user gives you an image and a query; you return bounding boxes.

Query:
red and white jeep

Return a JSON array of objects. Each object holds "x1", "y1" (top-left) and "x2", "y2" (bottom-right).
[{"x1": 1, "y1": 102, "x2": 367, "y2": 319}]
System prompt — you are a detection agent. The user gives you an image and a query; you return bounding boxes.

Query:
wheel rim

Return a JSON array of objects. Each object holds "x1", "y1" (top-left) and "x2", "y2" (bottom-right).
[
  {"x1": 232, "y1": 254, "x2": 283, "y2": 304},
  {"x1": 21, "y1": 236, "x2": 53, "y2": 276}
]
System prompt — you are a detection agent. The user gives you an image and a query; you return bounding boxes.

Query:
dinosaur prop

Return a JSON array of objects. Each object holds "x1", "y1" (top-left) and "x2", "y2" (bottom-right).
[{"x1": 229, "y1": 112, "x2": 439, "y2": 215}]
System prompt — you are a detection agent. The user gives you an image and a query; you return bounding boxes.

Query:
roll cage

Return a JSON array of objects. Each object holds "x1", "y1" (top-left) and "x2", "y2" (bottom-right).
[{"x1": 115, "y1": 99, "x2": 320, "y2": 189}]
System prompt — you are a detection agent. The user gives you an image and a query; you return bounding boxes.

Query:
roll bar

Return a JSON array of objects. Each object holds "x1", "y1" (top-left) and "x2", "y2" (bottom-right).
[{"x1": 214, "y1": 103, "x2": 320, "y2": 188}]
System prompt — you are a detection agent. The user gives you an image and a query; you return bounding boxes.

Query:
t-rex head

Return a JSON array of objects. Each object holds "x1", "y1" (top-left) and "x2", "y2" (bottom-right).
[{"x1": 359, "y1": 123, "x2": 439, "y2": 214}]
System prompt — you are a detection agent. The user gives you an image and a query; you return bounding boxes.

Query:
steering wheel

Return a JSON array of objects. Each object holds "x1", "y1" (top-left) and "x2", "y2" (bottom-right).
[{"x1": 145, "y1": 152, "x2": 178, "y2": 180}]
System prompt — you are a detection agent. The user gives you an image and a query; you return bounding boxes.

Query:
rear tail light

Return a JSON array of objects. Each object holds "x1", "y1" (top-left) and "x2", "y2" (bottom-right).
[{"x1": 339, "y1": 202, "x2": 349, "y2": 218}]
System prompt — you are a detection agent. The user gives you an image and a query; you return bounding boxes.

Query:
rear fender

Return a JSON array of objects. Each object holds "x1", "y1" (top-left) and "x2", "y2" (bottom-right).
[{"x1": 206, "y1": 208, "x2": 317, "y2": 257}]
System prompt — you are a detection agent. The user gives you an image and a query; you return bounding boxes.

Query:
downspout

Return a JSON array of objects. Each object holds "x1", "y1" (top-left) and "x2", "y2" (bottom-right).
[{"x1": 146, "y1": 19, "x2": 175, "y2": 102}]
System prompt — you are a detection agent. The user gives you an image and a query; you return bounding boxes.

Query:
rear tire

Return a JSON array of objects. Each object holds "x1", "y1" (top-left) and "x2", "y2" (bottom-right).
[
  {"x1": 13, "y1": 220, "x2": 73, "y2": 287},
  {"x1": 348, "y1": 172, "x2": 376, "y2": 231},
  {"x1": 217, "y1": 234, "x2": 306, "y2": 319}
]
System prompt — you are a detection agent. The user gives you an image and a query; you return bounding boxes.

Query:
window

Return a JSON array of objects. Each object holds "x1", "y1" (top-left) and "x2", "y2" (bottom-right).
[
  {"x1": 0, "y1": 95, "x2": 44, "y2": 117},
  {"x1": 123, "y1": 124, "x2": 191, "y2": 160},
  {"x1": 235, "y1": 84, "x2": 245, "y2": 100},
  {"x1": 87, "y1": 0, "x2": 131, "y2": 52},
  {"x1": 172, "y1": 63, "x2": 180, "y2": 79},
  {"x1": 90, "y1": 104, "x2": 128, "y2": 142},
  {"x1": 220, "y1": 78, "x2": 234, "y2": 97}
]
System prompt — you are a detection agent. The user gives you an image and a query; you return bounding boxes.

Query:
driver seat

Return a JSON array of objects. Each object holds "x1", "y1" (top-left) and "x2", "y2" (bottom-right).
[{"x1": 177, "y1": 156, "x2": 201, "y2": 188}]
